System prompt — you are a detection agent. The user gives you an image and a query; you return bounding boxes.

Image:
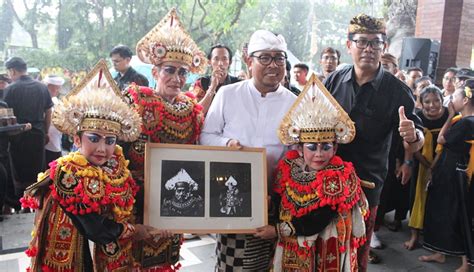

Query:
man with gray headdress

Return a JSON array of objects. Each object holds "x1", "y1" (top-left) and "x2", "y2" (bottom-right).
[
  {"x1": 324, "y1": 14, "x2": 424, "y2": 271},
  {"x1": 161, "y1": 168, "x2": 204, "y2": 217},
  {"x1": 201, "y1": 30, "x2": 296, "y2": 271}
]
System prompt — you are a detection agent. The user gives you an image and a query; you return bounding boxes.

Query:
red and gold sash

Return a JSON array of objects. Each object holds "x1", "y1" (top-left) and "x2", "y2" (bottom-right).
[
  {"x1": 274, "y1": 150, "x2": 368, "y2": 272},
  {"x1": 126, "y1": 84, "x2": 203, "y2": 179}
]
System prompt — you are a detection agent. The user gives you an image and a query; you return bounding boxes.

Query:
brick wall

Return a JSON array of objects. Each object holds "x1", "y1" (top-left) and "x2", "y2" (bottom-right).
[
  {"x1": 456, "y1": 0, "x2": 474, "y2": 67},
  {"x1": 415, "y1": 0, "x2": 473, "y2": 84}
]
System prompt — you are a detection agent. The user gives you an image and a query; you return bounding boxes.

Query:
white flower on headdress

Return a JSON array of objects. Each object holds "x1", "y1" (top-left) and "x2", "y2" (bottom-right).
[
  {"x1": 192, "y1": 54, "x2": 201, "y2": 67},
  {"x1": 153, "y1": 43, "x2": 167, "y2": 58},
  {"x1": 335, "y1": 122, "x2": 347, "y2": 139},
  {"x1": 288, "y1": 126, "x2": 300, "y2": 139},
  {"x1": 121, "y1": 117, "x2": 134, "y2": 134}
]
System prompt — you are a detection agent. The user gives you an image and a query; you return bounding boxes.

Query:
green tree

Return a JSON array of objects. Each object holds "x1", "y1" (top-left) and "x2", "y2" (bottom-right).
[
  {"x1": 6, "y1": 0, "x2": 53, "y2": 48},
  {"x1": 4, "y1": 0, "x2": 389, "y2": 72},
  {"x1": 0, "y1": 0, "x2": 14, "y2": 52}
]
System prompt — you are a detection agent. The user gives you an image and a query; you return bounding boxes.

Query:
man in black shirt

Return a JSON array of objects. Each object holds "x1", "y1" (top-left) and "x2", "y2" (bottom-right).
[
  {"x1": 4, "y1": 57, "x2": 53, "y2": 207},
  {"x1": 191, "y1": 44, "x2": 240, "y2": 114},
  {"x1": 324, "y1": 14, "x2": 424, "y2": 271},
  {"x1": 110, "y1": 45, "x2": 149, "y2": 92}
]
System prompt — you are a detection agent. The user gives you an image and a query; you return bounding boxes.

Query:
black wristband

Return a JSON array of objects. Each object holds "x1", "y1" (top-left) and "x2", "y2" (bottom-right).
[{"x1": 406, "y1": 130, "x2": 420, "y2": 144}]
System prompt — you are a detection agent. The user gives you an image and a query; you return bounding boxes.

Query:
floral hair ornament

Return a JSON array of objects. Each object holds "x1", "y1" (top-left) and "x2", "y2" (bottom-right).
[
  {"x1": 465, "y1": 86, "x2": 473, "y2": 99},
  {"x1": 52, "y1": 59, "x2": 142, "y2": 142},
  {"x1": 136, "y1": 8, "x2": 207, "y2": 74},
  {"x1": 278, "y1": 73, "x2": 356, "y2": 144}
]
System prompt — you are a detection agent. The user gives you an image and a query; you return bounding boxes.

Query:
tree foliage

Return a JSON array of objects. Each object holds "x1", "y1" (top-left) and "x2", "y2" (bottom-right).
[
  {"x1": 5, "y1": 0, "x2": 53, "y2": 48},
  {"x1": 0, "y1": 0, "x2": 14, "y2": 51},
  {"x1": 4, "y1": 0, "x2": 386, "y2": 72}
]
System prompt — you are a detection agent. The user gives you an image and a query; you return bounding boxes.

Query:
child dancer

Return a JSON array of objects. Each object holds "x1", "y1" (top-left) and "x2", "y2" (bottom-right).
[
  {"x1": 21, "y1": 60, "x2": 157, "y2": 271},
  {"x1": 405, "y1": 86, "x2": 448, "y2": 250},
  {"x1": 255, "y1": 76, "x2": 369, "y2": 271}
]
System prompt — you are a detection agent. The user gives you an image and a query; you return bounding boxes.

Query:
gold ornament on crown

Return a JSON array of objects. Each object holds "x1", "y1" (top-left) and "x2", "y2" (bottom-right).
[
  {"x1": 348, "y1": 13, "x2": 386, "y2": 35},
  {"x1": 52, "y1": 60, "x2": 142, "y2": 142},
  {"x1": 278, "y1": 74, "x2": 356, "y2": 144},
  {"x1": 136, "y1": 8, "x2": 207, "y2": 74}
]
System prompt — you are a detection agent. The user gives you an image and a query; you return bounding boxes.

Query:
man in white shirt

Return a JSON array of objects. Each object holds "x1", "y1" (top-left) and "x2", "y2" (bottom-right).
[
  {"x1": 43, "y1": 75, "x2": 64, "y2": 166},
  {"x1": 200, "y1": 29, "x2": 296, "y2": 272}
]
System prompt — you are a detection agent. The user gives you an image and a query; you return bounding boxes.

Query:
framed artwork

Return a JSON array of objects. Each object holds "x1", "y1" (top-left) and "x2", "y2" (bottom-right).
[{"x1": 144, "y1": 143, "x2": 268, "y2": 234}]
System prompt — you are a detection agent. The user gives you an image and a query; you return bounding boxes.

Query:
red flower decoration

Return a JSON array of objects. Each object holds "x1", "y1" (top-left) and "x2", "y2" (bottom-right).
[{"x1": 286, "y1": 150, "x2": 300, "y2": 160}]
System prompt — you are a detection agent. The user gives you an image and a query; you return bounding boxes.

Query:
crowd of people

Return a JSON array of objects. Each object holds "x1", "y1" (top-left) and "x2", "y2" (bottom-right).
[{"x1": 0, "y1": 8, "x2": 473, "y2": 272}]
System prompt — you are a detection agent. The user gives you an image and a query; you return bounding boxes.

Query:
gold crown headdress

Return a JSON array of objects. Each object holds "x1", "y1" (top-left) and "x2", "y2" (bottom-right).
[
  {"x1": 348, "y1": 13, "x2": 386, "y2": 35},
  {"x1": 136, "y1": 8, "x2": 207, "y2": 74},
  {"x1": 278, "y1": 74, "x2": 356, "y2": 144},
  {"x1": 52, "y1": 60, "x2": 142, "y2": 142}
]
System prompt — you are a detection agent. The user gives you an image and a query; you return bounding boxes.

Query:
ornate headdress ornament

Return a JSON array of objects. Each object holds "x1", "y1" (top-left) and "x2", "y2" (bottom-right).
[
  {"x1": 348, "y1": 13, "x2": 386, "y2": 35},
  {"x1": 52, "y1": 60, "x2": 141, "y2": 142},
  {"x1": 165, "y1": 168, "x2": 198, "y2": 191},
  {"x1": 136, "y1": 8, "x2": 207, "y2": 74},
  {"x1": 278, "y1": 74, "x2": 356, "y2": 144},
  {"x1": 465, "y1": 86, "x2": 473, "y2": 99}
]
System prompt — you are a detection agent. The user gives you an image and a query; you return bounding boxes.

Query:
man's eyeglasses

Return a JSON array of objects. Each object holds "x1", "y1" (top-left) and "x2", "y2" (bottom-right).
[
  {"x1": 303, "y1": 142, "x2": 334, "y2": 152},
  {"x1": 162, "y1": 66, "x2": 189, "y2": 77},
  {"x1": 83, "y1": 132, "x2": 117, "y2": 145},
  {"x1": 251, "y1": 54, "x2": 287, "y2": 66},
  {"x1": 351, "y1": 39, "x2": 384, "y2": 50}
]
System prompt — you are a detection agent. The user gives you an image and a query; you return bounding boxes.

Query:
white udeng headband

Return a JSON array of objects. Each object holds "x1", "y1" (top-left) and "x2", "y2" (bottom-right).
[{"x1": 247, "y1": 30, "x2": 287, "y2": 55}]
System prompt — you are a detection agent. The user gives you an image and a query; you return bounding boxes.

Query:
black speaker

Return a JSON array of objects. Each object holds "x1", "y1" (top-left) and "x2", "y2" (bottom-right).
[{"x1": 399, "y1": 37, "x2": 440, "y2": 81}]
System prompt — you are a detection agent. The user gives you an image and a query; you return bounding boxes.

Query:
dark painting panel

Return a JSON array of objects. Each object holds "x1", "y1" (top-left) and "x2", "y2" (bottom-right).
[
  {"x1": 209, "y1": 162, "x2": 252, "y2": 217},
  {"x1": 160, "y1": 160, "x2": 205, "y2": 217}
]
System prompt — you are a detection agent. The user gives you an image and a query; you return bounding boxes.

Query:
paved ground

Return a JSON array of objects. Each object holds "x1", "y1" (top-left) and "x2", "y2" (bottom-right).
[{"x1": 0, "y1": 211, "x2": 468, "y2": 271}]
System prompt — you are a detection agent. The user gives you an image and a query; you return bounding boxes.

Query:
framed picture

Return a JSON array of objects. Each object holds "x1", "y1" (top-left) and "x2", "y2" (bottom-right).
[{"x1": 144, "y1": 143, "x2": 268, "y2": 234}]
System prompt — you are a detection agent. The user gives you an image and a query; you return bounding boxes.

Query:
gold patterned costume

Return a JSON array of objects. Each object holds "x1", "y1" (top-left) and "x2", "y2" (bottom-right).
[
  {"x1": 126, "y1": 84, "x2": 203, "y2": 175},
  {"x1": 21, "y1": 60, "x2": 142, "y2": 271},
  {"x1": 22, "y1": 147, "x2": 138, "y2": 272},
  {"x1": 127, "y1": 8, "x2": 206, "y2": 271},
  {"x1": 271, "y1": 75, "x2": 369, "y2": 272}
]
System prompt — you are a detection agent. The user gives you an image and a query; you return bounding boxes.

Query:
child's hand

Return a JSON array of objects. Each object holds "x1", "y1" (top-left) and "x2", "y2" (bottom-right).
[
  {"x1": 133, "y1": 224, "x2": 154, "y2": 241},
  {"x1": 149, "y1": 228, "x2": 173, "y2": 239},
  {"x1": 254, "y1": 225, "x2": 277, "y2": 240},
  {"x1": 448, "y1": 101, "x2": 456, "y2": 117},
  {"x1": 396, "y1": 163, "x2": 412, "y2": 185}
]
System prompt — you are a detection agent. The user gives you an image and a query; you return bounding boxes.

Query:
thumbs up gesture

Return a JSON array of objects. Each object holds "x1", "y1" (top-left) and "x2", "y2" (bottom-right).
[{"x1": 398, "y1": 106, "x2": 417, "y2": 143}]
